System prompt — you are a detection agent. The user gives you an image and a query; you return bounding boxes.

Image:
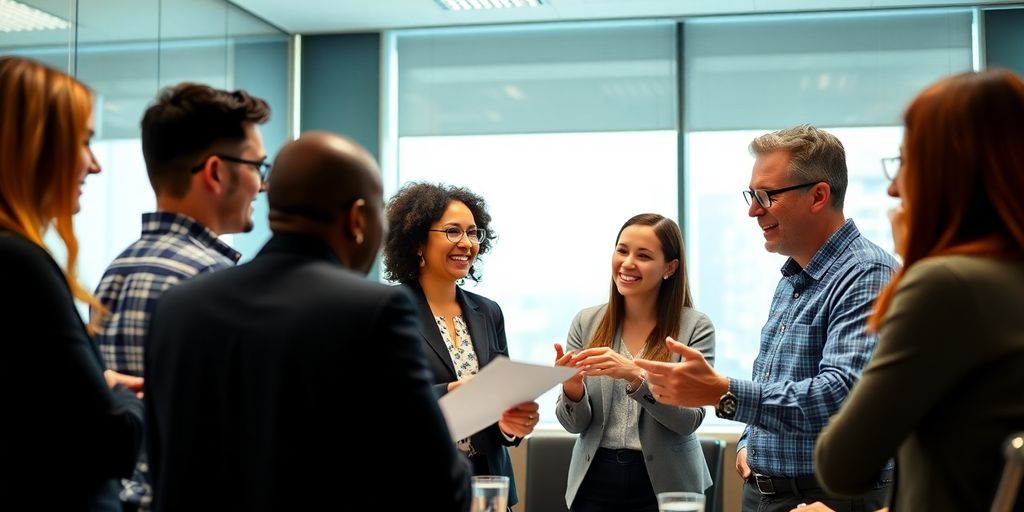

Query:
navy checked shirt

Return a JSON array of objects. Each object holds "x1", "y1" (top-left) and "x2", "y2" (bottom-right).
[
  {"x1": 731, "y1": 220, "x2": 898, "y2": 477},
  {"x1": 94, "y1": 212, "x2": 240, "y2": 376}
]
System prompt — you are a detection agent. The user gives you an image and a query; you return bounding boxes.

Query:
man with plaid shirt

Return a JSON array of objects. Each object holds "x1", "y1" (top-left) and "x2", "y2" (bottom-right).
[
  {"x1": 637, "y1": 125, "x2": 897, "y2": 512},
  {"x1": 92, "y1": 82, "x2": 271, "y2": 512}
]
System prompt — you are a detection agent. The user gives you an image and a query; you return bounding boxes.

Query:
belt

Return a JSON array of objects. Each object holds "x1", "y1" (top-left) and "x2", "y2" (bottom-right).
[
  {"x1": 752, "y1": 469, "x2": 893, "y2": 496},
  {"x1": 753, "y1": 474, "x2": 820, "y2": 496},
  {"x1": 595, "y1": 448, "x2": 645, "y2": 464}
]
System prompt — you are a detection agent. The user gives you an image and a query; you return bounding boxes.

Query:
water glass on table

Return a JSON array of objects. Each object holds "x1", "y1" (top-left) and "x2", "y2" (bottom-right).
[
  {"x1": 471, "y1": 475, "x2": 509, "y2": 512},
  {"x1": 657, "y1": 491, "x2": 706, "y2": 512}
]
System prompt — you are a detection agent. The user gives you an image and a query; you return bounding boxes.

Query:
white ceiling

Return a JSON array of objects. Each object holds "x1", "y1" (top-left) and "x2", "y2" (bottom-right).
[{"x1": 229, "y1": 0, "x2": 1019, "y2": 34}]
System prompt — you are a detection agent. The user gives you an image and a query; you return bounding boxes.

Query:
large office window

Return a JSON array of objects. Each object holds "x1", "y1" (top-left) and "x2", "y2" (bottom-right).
[
  {"x1": 1, "y1": 0, "x2": 289, "y2": 292},
  {"x1": 391, "y1": 22, "x2": 678, "y2": 427},
  {"x1": 684, "y1": 9, "x2": 974, "y2": 428}
]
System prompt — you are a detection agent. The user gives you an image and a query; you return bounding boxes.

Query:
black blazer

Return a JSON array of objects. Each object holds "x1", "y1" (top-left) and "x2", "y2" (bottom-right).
[
  {"x1": 404, "y1": 281, "x2": 522, "y2": 506},
  {"x1": 145, "y1": 234, "x2": 471, "y2": 512},
  {"x1": 0, "y1": 231, "x2": 143, "y2": 510}
]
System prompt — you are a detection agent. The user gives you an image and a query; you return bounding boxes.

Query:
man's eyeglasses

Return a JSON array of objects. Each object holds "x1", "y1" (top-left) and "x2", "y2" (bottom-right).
[
  {"x1": 742, "y1": 181, "x2": 822, "y2": 209},
  {"x1": 881, "y1": 156, "x2": 902, "y2": 181},
  {"x1": 429, "y1": 227, "x2": 486, "y2": 244},
  {"x1": 191, "y1": 154, "x2": 271, "y2": 183}
]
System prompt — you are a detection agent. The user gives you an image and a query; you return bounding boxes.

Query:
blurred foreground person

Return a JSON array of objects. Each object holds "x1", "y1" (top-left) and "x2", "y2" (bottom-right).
[
  {"x1": 0, "y1": 55, "x2": 143, "y2": 510},
  {"x1": 145, "y1": 132, "x2": 472, "y2": 511},
  {"x1": 813, "y1": 69, "x2": 1024, "y2": 512}
]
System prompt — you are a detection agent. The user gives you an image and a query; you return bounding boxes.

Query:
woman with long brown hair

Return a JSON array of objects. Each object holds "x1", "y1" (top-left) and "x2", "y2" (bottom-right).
[
  {"x1": 0, "y1": 56, "x2": 143, "y2": 509},
  {"x1": 555, "y1": 213, "x2": 715, "y2": 512},
  {"x1": 812, "y1": 69, "x2": 1024, "y2": 511}
]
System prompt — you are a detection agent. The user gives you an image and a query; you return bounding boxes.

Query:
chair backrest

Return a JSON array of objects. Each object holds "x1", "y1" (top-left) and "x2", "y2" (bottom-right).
[
  {"x1": 700, "y1": 437, "x2": 726, "y2": 512},
  {"x1": 991, "y1": 431, "x2": 1024, "y2": 512},
  {"x1": 525, "y1": 431, "x2": 576, "y2": 512}
]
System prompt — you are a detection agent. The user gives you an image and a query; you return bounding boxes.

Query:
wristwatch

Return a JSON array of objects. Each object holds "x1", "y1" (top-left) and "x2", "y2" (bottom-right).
[{"x1": 715, "y1": 391, "x2": 738, "y2": 420}]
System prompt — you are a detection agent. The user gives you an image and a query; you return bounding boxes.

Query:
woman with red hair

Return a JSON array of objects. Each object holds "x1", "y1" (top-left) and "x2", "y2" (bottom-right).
[
  {"x1": 811, "y1": 69, "x2": 1024, "y2": 511},
  {"x1": 0, "y1": 56, "x2": 143, "y2": 509}
]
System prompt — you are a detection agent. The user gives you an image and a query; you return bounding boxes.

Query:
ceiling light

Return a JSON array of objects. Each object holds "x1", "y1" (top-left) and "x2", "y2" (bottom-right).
[
  {"x1": 436, "y1": 0, "x2": 544, "y2": 11},
  {"x1": 0, "y1": 0, "x2": 69, "y2": 32}
]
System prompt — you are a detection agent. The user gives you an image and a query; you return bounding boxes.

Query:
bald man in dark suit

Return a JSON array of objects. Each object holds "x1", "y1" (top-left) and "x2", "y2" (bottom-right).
[{"x1": 144, "y1": 132, "x2": 471, "y2": 511}]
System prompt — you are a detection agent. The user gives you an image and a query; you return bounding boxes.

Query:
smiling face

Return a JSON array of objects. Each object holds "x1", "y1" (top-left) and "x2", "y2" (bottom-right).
[
  {"x1": 216, "y1": 122, "x2": 267, "y2": 234},
  {"x1": 74, "y1": 114, "x2": 101, "y2": 214},
  {"x1": 747, "y1": 149, "x2": 815, "y2": 259},
  {"x1": 420, "y1": 200, "x2": 479, "y2": 285},
  {"x1": 613, "y1": 224, "x2": 678, "y2": 300}
]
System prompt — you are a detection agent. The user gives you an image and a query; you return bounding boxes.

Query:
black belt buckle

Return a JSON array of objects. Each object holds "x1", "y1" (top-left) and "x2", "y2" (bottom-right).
[{"x1": 754, "y1": 474, "x2": 776, "y2": 495}]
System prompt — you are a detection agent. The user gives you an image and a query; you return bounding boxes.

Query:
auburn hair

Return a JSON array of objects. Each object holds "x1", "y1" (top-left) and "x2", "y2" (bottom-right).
[
  {"x1": 870, "y1": 69, "x2": 1024, "y2": 329},
  {"x1": 0, "y1": 56, "x2": 102, "y2": 314},
  {"x1": 588, "y1": 213, "x2": 694, "y2": 362}
]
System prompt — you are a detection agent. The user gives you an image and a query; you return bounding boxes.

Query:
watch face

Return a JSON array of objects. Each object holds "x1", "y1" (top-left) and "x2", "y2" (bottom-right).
[{"x1": 716, "y1": 393, "x2": 738, "y2": 419}]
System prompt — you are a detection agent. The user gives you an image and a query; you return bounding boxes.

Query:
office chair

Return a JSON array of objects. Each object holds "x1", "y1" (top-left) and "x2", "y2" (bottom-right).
[
  {"x1": 991, "y1": 431, "x2": 1024, "y2": 512},
  {"x1": 525, "y1": 431, "x2": 575, "y2": 512},
  {"x1": 700, "y1": 437, "x2": 726, "y2": 512}
]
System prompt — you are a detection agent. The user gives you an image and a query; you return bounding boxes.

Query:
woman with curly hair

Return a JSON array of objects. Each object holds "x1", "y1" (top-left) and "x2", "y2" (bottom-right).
[{"x1": 383, "y1": 182, "x2": 538, "y2": 508}]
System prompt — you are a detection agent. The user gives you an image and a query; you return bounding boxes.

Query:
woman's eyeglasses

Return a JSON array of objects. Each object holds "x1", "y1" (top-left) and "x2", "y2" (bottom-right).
[
  {"x1": 429, "y1": 227, "x2": 486, "y2": 244},
  {"x1": 881, "y1": 156, "x2": 902, "y2": 181}
]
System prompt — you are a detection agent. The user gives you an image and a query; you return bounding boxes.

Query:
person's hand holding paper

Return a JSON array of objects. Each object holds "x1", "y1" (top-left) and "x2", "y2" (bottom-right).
[
  {"x1": 497, "y1": 401, "x2": 540, "y2": 438},
  {"x1": 438, "y1": 357, "x2": 578, "y2": 441}
]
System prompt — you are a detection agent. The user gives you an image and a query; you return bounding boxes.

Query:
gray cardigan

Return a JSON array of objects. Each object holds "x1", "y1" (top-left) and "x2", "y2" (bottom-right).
[{"x1": 555, "y1": 303, "x2": 716, "y2": 508}]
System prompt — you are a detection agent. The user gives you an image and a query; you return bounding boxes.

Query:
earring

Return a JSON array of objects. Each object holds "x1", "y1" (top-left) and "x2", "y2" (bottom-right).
[
  {"x1": 663, "y1": 275, "x2": 670, "y2": 280},
  {"x1": 355, "y1": 232, "x2": 364, "y2": 245},
  {"x1": 417, "y1": 250, "x2": 425, "y2": 268}
]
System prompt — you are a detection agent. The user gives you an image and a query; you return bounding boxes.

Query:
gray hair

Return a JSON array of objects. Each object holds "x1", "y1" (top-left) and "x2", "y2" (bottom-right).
[{"x1": 749, "y1": 124, "x2": 848, "y2": 210}]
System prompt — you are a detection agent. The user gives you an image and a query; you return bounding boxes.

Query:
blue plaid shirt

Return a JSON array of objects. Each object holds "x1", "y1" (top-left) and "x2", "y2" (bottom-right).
[
  {"x1": 93, "y1": 212, "x2": 240, "y2": 510},
  {"x1": 95, "y1": 212, "x2": 240, "y2": 376},
  {"x1": 731, "y1": 220, "x2": 897, "y2": 477}
]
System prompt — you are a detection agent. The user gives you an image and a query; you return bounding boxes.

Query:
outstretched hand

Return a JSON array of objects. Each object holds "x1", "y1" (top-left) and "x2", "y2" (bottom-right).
[
  {"x1": 569, "y1": 346, "x2": 639, "y2": 381},
  {"x1": 633, "y1": 337, "x2": 728, "y2": 407},
  {"x1": 554, "y1": 343, "x2": 584, "y2": 385},
  {"x1": 554, "y1": 343, "x2": 584, "y2": 401}
]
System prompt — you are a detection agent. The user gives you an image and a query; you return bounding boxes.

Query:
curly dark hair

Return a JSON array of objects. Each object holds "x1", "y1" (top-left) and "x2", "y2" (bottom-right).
[{"x1": 383, "y1": 182, "x2": 495, "y2": 284}]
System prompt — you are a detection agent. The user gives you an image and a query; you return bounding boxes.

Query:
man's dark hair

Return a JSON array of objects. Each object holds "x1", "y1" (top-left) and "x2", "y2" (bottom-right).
[{"x1": 141, "y1": 82, "x2": 269, "y2": 197}]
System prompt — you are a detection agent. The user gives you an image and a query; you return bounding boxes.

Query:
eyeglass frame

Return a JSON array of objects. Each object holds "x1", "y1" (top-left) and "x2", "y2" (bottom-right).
[
  {"x1": 190, "y1": 154, "x2": 271, "y2": 183},
  {"x1": 881, "y1": 156, "x2": 902, "y2": 181},
  {"x1": 742, "y1": 181, "x2": 823, "y2": 209},
  {"x1": 428, "y1": 227, "x2": 487, "y2": 244}
]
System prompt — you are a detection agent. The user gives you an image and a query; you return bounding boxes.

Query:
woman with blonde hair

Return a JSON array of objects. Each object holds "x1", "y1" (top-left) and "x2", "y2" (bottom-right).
[
  {"x1": 0, "y1": 56, "x2": 143, "y2": 509},
  {"x1": 811, "y1": 69, "x2": 1024, "y2": 512}
]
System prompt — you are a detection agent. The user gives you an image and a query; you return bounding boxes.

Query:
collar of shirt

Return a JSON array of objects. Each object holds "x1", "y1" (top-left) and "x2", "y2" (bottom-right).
[
  {"x1": 142, "y1": 211, "x2": 241, "y2": 263},
  {"x1": 780, "y1": 219, "x2": 860, "y2": 282}
]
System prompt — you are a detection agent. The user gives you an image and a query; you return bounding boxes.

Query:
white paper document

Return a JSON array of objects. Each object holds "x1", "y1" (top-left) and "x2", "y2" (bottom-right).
[{"x1": 438, "y1": 357, "x2": 578, "y2": 441}]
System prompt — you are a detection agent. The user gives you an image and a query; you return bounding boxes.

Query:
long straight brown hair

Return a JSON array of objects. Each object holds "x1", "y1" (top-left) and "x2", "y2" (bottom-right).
[
  {"x1": 870, "y1": 70, "x2": 1024, "y2": 329},
  {"x1": 587, "y1": 213, "x2": 694, "y2": 362},
  {"x1": 0, "y1": 56, "x2": 101, "y2": 312}
]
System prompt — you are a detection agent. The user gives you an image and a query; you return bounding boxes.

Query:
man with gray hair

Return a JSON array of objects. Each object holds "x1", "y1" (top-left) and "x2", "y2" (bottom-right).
[{"x1": 636, "y1": 125, "x2": 897, "y2": 511}]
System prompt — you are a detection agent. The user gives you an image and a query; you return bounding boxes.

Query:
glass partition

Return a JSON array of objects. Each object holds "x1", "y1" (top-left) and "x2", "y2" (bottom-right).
[
  {"x1": 392, "y1": 21, "x2": 679, "y2": 429},
  {"x1": 1, "y1": 0, "x2": 290, "y2": 292},
  {"x1": 684, "y1": 9, "x2": 973, "y2": 428}
]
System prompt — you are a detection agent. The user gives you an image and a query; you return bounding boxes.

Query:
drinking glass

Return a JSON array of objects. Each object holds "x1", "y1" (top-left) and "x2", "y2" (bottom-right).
[
  {"x1": 657, "y1": 491, "x2": 706, "y2": 512},
  {"x1": 471, "y1": 475, "x2": 509, "y2": 512}
]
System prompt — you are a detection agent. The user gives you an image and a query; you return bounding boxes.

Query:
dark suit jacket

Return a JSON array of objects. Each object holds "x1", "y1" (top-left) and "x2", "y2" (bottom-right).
[
  {"x1": 403, "y1": 281, "x2": 522, "y2": 506},
  {"x1": 0, "y1": 231, "x2": 143, "y2": 510},
  {"x1": 145, "y1": 234, "x2": 471, "y2": 512}
]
